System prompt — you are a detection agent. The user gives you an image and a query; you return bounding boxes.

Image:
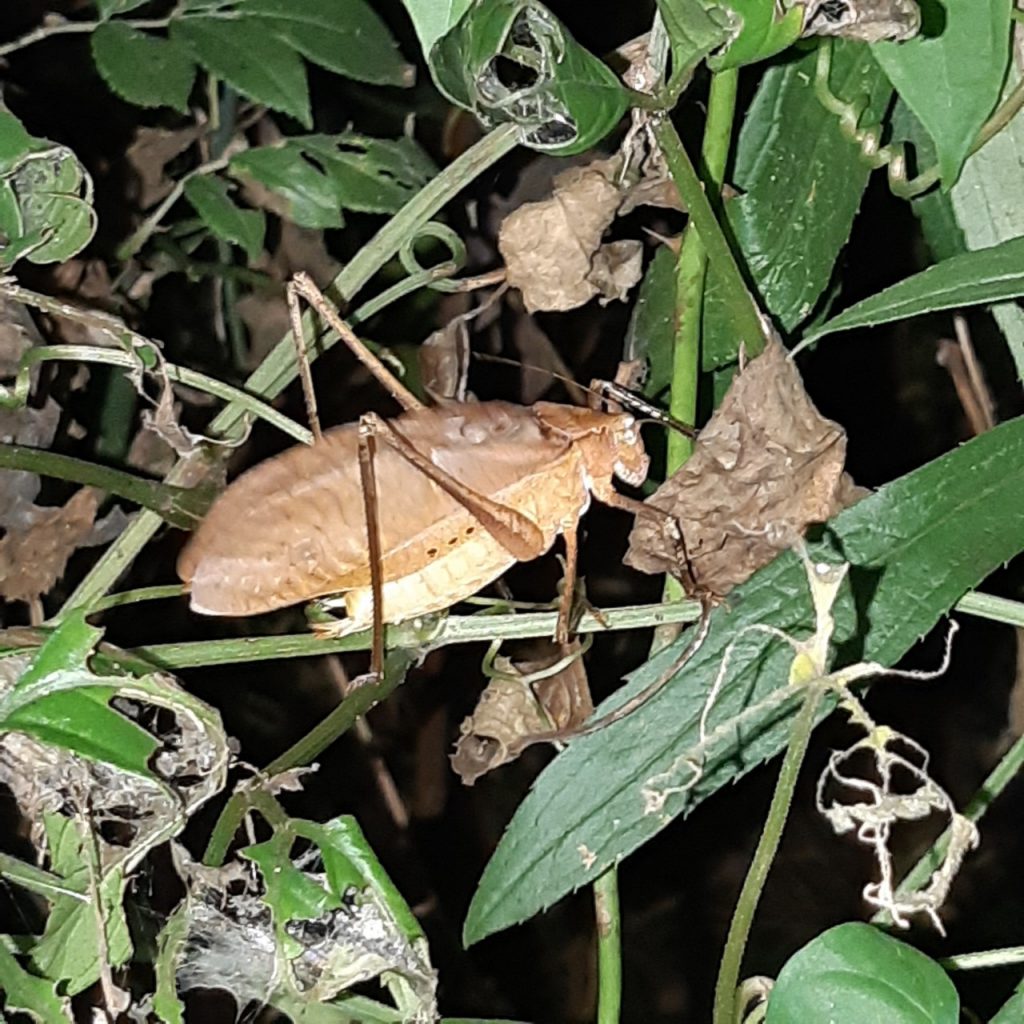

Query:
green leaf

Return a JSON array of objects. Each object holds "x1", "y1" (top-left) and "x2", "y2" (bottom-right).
[
  {"x1": 232, "y1": 132, "x2": 435, "y2": 226},
  {"x1": 230, "y1": 144, "x2": 342, "y2": 228},
  {"x1": 718, "y1": 40, "x2": 891, "y2": 332},
  {"x1": 765, "y1": 923, "x2": 959, "y2": 1023},
  {"x1": 463, "y1": 416, "x2": 1024, "y2": 943},
  {"x1": 183, "y1": 174, "x2": 266, "y2": 260},
  {"x1": 1, "y1": 615, "x2": 159, "y2": 777},
  {"x1": 802, "y1": 236, "x2": 1024, "y2": 344},
  {"x1": 96, "y1": 0, "x2": 149, "y2": 14},
  {"x1": 0, "y1": 944, "x2": 71, "y2": 1022},
  {"x1": 709, "y1": 0, "x2": 803, "y2": 71},
  {"x1": 171, "y1": 14, "x2": 311, "y2": 127},
  {"x1": 400, "y1": 0, "x2": 474, "y2": 57},
  {"x1": 96, "y1": 0, "x2": 150, "y2": 16},
  {"x1": 429, "y1": 0, "x2": 628, "y2": 155},
  {"x1": 948, "y1": 72, "x2": 1024, "y2": 381},
  {"x1": 872, "y1": 0, "x2": 1012, "y2": 186},
  {"x1": 244, "y1": 0, "x2": 413, "y2": 87},
  {"x1": 0, "y1": 108, "x2": 36, "y2": 167},
  {"x1": 991, "y1": 983, "x2": 1024, "y2": 1024},
  {"x1": 91, "y1": 22, "x2": 195, "y2": 112},
  {"x1": 624, "y1": 245, "x2": 676, "y2": 401},
  {"x1": 299, "y1": 133, "x2": 436, "y2": 213},
  {"x1": 30, "y1": 819, "x2": 131, "y2": 995},
  {"x1": 654, "y1": 0, "x2": 731, "y2": 88}
]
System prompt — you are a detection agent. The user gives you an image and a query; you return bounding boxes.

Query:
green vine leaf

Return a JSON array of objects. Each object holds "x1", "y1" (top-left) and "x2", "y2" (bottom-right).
[
  {"x1": 766, "y1": 923, "x2": 959, "y2": 1023},
  {"x1": 872, "y1": 0, "x2": 1012, "y2": 186},
  {"x1": 91, "y1": 22, "x2": 195, "y2": 112},
  {"x1": 171, "y1": 14, "x2": 312, "y2": 127},
  {"x1": 244, "y1": 0, "x2": 414, "y2": 88},
  {"x1": 230, "y1": 132, "x2": 436, "y2": 228},
  {"x1": 183, "y1": 174, "x2": 266, "y2": 261},
  {"x1": 802, "y1": 235, "x2": 1024, "y2": 345}
]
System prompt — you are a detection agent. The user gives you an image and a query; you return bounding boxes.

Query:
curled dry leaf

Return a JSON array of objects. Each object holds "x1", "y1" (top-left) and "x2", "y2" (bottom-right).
[
  {"x1": 451, "y1": 641, "x2": 593, "y2": 785},
  {"x1": 420, "y1": 311, "x2": 473, "y2": 404},
  {"x1": 498, "y1": 143, "x2": 684, "y2": 314},
  {"x1": 498, "y1": 157, "x2": 646, "y2": 313},
  {"x1": 802, "y1": 0, "x2": 921, "y2": 43},
  {"x1": 626, "y1": 338, "x2": 864, "y2": 595}
]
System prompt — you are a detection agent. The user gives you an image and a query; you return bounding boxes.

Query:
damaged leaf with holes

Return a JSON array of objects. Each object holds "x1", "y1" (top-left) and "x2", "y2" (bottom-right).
[
  {"x1": 429, "y1": 0, "x2": 628, "y2": 154},
  {"x1": 0, "y1": 108, "x2": 97, "y2": 268},
  {"x1": 230, "y1": 131, "x2": 437, "y2": 230},
  {"x1": 0, "y1": 617, "x2": 228, "y2": 999}
]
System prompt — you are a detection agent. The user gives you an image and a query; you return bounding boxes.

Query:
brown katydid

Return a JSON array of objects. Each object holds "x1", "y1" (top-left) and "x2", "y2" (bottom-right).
[{"x1": 177, "y1": 273, "x2": 688, "y2": 679}]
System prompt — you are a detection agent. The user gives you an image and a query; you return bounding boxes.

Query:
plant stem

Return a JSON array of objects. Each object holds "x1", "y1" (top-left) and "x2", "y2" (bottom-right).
[
  {"x1": 594, "y1": 868, "x2": 622, "y2": 1023},
  {"x1": 57, "y1": 124, "x2": 520, "y2": 614},
  {"x1": 651, "y1": 112, "x2": 763, "y2": 376},
  {"x1": 202, "y1": 654, "x2": 414, "y2": 867},
  {"x1": 712, "y1": 684, "x2": 824, "y2": 1024},
  {"x1": 666, "y1": 67, "x2": 740, "y2": 473},
  {"x1": 130, "y1": 600, "x2": 702, "y2": 671},
  {"x1": 0, "y1": 444, "x2": 208, "y2": 529}
]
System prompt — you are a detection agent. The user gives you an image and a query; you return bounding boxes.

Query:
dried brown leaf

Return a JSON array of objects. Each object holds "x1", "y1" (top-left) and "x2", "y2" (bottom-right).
[
  {"x1": 420, "y1": 316, "x2": 472, "y2": 404},
  {"x1": 588, "y1": 239, "x2": 644, "y2": 305},
  {"x1": 498, "y1": 158, "x2": 626, "y2": 312},
  {"x1": 451, "y1": 642, "x2": 592, "y2": 785},
  {"x1": 625, "y1": 338, "x2": 863, "y2": 595},
  {"x1": 0, "y1": 295, "x2": 43, "y2": 378},
  {"x1": 0, "y1": 487, "x2": 98, "y2": 603},
  {"x1": 127, "y1": 125, "x2": 203, "y2": 209}
]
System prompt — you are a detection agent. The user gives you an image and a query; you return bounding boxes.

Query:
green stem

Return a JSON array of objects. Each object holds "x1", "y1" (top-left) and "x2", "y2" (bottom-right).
[
  {"x1": 131, "y1": 600, "x2": 702, "y2": 671},
  {"x1": 202, "y1": 652, "x2": 413, "y2": 866},
  {"x1": 666, "y1": 67, "x2": 739, "y2": 474},
  {"x1": 0, "y1": 444, "x2": 209, "y2": 529},
  {"x1": 0, "y1": 337, "x2": 312, "y2": 445},
  {"x1": 650, "y1": 113, "x2": 763, "y2": 370},
  {"x1": 58, "y1": 124, "x2": 520, "y2": 615},
  {"x1": 713, "y1": 684, "x2": 825, "y2": 1024},
  {"x1": 594, "y1": 868, "x2": 622, "y2": 1024}
]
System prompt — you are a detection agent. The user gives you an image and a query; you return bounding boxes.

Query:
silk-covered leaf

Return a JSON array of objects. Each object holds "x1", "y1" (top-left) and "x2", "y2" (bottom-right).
[{"x1": 429, "y1": 0, "x2": 627, "y2": 155}]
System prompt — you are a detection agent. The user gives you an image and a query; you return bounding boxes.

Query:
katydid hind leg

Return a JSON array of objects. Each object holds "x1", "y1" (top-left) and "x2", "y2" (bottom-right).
[
  {"x1": 357, "y1": 416, "x2": 386, "y2": 680},
  {"x1": 286, "y1": 278, "x2": 323, "y2": 444},
  {"x1": 291, "y1": 272, "x2": 423, "y2": 413},
  {"x1": 555, "y1": 516, "x2": 580, "y2": 645},
  {"x1": 362, "y1": 412, "x2": 547, "y2": 563}
]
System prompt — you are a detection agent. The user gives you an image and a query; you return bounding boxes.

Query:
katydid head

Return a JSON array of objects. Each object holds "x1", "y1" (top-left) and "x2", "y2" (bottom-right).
[{"x1": 533, "y1": 403, "x2": 649, "y2": 488}]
